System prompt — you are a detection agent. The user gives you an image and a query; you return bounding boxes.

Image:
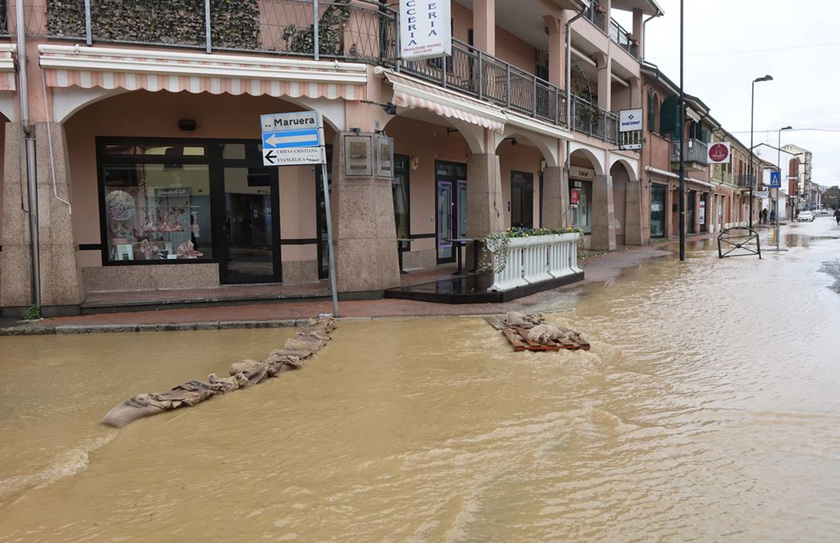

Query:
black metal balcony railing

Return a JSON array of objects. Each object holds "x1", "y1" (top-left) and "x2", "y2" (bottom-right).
[
  {"x1": 570, "y1": 94, "x2": 618, "y2": 143},
  {"x1": 582, "y1": 2, "x2": 607, "y2": 32},
  {"x1": 609, "y1": 18, "x2": 639, "y2": 59},
  {"x1": 671, "y1": 138, "x2": 709, "y2": 165},
  {"x1": 400, "y1": 38, "x2": 569, "y2": 127},
  {"x1": 4, "y1": 0, "x2": 397, "y2": 63},
  {"x1": 1, "y1": 0, "x2": 624, "y2": 143}
]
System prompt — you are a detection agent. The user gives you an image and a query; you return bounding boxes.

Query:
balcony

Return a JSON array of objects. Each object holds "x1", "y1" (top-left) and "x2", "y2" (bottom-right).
[
  {"x1": 671, "y1": 138, "x2": 709, "y2": 166},
  {"x1": 570, "y1": 94, "x2": 618, "y2": 143},
  {"x1": 609, "y1": 18, "x2": 639, "y2": 59},
  {"x1": 582, "y1": 2, "x2": 607, "y2": 32},
  {"x1": 401, "y1": 38, "x2": 568, "y2": 128},
  {"x1": 736, "y1": 174, "x2": 757, "y2": 190},
  {"x1": 582, "y1": 3, "x2": 640, "y2": 59},
  {"x1": 5, "y1": 0, "x2": 397, "y2": 64},
  {"x1": 1, "y1": 1, "x2": 629, "y2": 141}
]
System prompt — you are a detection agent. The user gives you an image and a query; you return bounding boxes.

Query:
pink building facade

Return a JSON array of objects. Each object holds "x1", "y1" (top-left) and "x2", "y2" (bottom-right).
[{"x1": 0, "y1": 0, "x2": 663, "y2": 316}]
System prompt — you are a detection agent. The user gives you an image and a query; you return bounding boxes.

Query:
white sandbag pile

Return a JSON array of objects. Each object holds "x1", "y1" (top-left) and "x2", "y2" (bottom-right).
[{"x1": 101, "y1": 317, "x2": 336, "y2": 428}]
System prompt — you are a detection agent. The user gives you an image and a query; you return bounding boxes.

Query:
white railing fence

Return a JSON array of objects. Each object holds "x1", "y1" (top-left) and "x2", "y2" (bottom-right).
[{"x1": 487, "y1": 233, "x2": 581, "y2": 292}]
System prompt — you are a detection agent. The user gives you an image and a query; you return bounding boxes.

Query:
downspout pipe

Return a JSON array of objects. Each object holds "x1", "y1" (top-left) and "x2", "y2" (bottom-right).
[
  {"x1": 16, "y1": 0, "x2": 41, "y2": 309},
  {"x1": 641, "y1": 9, "x2": 662, "y2": 61},
  {"x1": 565, "y1": 7, "x2": 586, "y2": 136}
]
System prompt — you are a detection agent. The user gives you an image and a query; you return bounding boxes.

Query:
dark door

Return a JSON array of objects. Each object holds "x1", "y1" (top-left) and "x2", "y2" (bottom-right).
[
  {"x1": 435, "y1": 161, "x2": 467, "y2": 264},
  {"x1": 316, "y1": 147, "x2": 333, "y2": 280},
  {"x1": 511, "y1": 171, "x2": 534, "y2": 228},
  {"x1": 687, "y1": 190, "x2": 696, "y2": 234},
  {"x1": 216, "y1": 142, "x2": 281, "y2": 284}
]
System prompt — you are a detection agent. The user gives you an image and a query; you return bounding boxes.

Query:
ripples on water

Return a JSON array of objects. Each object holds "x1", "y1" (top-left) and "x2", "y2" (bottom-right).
[{"x1": 1, "y1": 221, "x2": 840, "y2": 542}]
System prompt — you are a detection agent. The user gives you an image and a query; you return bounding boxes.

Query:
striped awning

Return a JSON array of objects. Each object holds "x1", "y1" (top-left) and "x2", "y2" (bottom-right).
[
  {"x1": 380, "y1": 69, "x2": 506, "y2": 133},
  {"x1": 39, "y1": 45, "x2": 368, "y2": 101},
  {"x1": 0, "y1": 45, "x2": 16, "y2": 92}
]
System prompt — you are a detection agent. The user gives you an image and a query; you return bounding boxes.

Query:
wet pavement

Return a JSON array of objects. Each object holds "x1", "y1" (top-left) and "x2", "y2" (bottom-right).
[{"x1": 1, "y1": 219, "x2": 839, "y2": 541}]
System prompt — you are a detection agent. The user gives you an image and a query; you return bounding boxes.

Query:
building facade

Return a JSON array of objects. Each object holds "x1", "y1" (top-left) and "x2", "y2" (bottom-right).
[{"x1": 0, "y1": 0, "x2": 665, "y2": 316}]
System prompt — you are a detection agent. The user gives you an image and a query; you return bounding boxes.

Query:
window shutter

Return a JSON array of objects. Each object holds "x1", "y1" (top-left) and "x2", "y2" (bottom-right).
[{"x1": 659, "y1": 95, "x2": 681, "y2": 140}]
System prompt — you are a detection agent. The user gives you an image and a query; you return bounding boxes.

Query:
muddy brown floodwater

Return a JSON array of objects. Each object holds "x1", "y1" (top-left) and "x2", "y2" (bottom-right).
[{"x1": 2, "y1": 219, "x2": 840, "y2": 542}]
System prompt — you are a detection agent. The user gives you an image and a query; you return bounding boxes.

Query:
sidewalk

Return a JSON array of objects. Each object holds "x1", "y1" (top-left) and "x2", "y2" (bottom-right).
[{"x1": 1, "y1": 236, "x2": 709, "y2": 335}]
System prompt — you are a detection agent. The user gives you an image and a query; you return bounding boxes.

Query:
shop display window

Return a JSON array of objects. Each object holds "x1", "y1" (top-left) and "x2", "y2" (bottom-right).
[{"x1": 100, "y1": 142, "x2": 213, "y2": 263}]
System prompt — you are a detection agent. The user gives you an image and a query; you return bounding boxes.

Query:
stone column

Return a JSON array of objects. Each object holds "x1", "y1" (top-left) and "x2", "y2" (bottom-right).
[
  {"x1": 543, "y1": 14, "x2": 566, "y2": 87},
  {"x1": 1, "y1": 122, "x2": 83, "y2": 316},
  {"x1": 541, "y1": 166, "x2": 569, "y2": 229},
  {"x1": 330, "y1": 132, "x2": 400, "y2": 295},
  {"x1": 591, "y1": 174, "x2": 616, "y2": 251},
  {"x1": 466, "y1": 153, "x2": 504, "y2": 238},
  {"x1": 473, "y1": 0, "x2": 496, "y2": 55},
  {"x1": 595, "y1": 52, "x2": 612, "y2": 112},
  {"x1": 632, "y1": 8, "x2": 645, "y2": 58},
  {"x1": 624, "y1": 180, "x2": 643, "y2": 245}
]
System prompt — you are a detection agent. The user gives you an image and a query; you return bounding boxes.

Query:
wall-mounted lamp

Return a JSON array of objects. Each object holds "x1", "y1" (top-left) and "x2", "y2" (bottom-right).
[
  {"x1": 410, "y1": 157, "x2": 420, "y2": 171},
  {"x1": 178, "y1": 119, "x2": 197, "y2": 131},
  {"x1": 360, "y1": 100, "x2": 397, "y2": 115}
]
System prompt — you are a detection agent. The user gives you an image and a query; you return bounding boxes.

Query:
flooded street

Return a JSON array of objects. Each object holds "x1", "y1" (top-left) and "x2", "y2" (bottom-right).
[{"x1": 2, "y1": 219, "x2": 840, "y2": 542}]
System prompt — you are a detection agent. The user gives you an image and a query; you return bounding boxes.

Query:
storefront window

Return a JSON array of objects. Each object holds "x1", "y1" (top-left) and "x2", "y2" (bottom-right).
[
  {"x1": 651, "y1": 183, "x2": 667, "y2": 238},
  {"x1": 392, "y1": 155, "x2": 410, "y2": 239},
  {"x1": 101, "y1": 147, "x2": 212, "y2": 263}
]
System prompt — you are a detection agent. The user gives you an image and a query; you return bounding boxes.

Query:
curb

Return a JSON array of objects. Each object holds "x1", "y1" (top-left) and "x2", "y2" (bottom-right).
[{"x1": 0, "y1": 318, "x2": 308, "y2": 336}]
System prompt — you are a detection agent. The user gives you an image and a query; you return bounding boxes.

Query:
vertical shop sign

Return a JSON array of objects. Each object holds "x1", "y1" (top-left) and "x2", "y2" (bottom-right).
[{"x1": 399, "y1": 0, "x2": 452, "y2": 60}]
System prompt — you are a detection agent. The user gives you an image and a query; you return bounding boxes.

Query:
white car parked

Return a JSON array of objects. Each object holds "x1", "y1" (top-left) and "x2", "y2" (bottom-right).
[{"x1": 797, "y1": 211, "x2": 815, "y2": 222}]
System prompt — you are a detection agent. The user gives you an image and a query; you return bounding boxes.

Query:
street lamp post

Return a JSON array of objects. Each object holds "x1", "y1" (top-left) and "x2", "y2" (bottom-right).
[
  {"x1": 749, "y1": 75, "x2": 773, "y2": 229},
  {"x1": 678, "y1": 0, "x2": 685, "y2": 261},
  {"x1": 775, "y1": 126, "x2": 792, "y2": 250}
]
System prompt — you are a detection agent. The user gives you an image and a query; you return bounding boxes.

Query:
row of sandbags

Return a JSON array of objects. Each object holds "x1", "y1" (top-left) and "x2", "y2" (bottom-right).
[
  {"x1": 503, "y1": 311, "x2": 571, "y2": 346},
  {"x1": 101, "y1": 317, "x2": 337, "y2": 428}
]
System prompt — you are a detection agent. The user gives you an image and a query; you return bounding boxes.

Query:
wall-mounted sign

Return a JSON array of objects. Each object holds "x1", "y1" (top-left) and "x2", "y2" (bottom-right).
[
  {"x1": 707, "y1": 142, "x2": 731, "y2": 164},
  {"x1": 619, "y1": 108, "x2": 643, "y2": 132},
  {"x1": 570, "y1": 167, "x2": 595, "y2": 180},
  {"x1": 619, "y1": 108, "x2": 643, "y2": 150},
  {"x1": 399, "y1": 0, "x2": 452, "y2": 61},
  {"x1": 344, "y1": 134, "x2": 373, "y2": 177},
  {"x1": 260, "y1": 111, "x2": 325, "y2": 166},
  {"x1": 375, "y1": 135, "x2": 394, "y2": 178}
]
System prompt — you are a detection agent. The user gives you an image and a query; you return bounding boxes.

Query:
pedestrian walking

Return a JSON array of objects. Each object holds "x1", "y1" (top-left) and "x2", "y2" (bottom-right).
[
  {"x1": 834, "y1": 207, "x2": 840, "y2": 225},
  {"x1": 761, "y1": 208, "x2": 769, "y2": 225},
  {"x1": 770, "y1": 209, "x2": 776, "y2": 223}
]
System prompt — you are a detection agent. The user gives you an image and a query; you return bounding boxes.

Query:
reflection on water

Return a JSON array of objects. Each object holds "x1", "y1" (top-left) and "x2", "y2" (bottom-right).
[{"x1": 1, "y1": 220, "x2": 840, "y2": 541}]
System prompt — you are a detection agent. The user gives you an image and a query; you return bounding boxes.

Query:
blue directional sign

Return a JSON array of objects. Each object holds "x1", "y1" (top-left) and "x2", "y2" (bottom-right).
[
  {"x1": 770, "y1": 171, "x2": 781, "y2": 188},
  {"x1": 259, "y1": 111, "x2": 325, "y2": 166}
]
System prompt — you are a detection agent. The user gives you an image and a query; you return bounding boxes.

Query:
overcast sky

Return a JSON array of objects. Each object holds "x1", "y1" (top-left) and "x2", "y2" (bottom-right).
[{"x1": 621, "y1": 0, "x2": 840, "y2": 188}]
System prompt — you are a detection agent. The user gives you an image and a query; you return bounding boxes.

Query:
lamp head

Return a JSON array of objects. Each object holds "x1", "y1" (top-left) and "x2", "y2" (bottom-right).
[
  {"x1": 780, "y1": 125, "x2": 793, "y2": 131},
  {"x1": 754, "y1": 75, "x2": 773, "y2": 83}
]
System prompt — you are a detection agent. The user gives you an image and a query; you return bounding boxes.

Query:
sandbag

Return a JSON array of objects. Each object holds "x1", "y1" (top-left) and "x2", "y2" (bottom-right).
[
  {"x1": 229, "y1": 359, "x2": 270, "y2": 388},
  {"x1": 269, "y1": 348, "x2": 313, "y2": 360},
  {"x1": 101, "y1": 393, "x2": 170, "y2": 428},
  {"x1": 207, "y1": 373, "x2": 246, "y2": 393},
  {"x1": 285, "y1": 335, "x2": 324, "y2": 353},
  {"x1": 153, "y1": 379, "x2": 218, "y2": 407},
  {"x1": 527, "y1": 324, "x2": 562, "y2": 345},
  {"x1": 504, "y1": 311, "x2": 544, "y2": 329}
]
